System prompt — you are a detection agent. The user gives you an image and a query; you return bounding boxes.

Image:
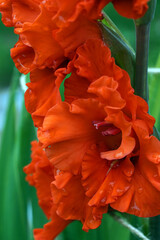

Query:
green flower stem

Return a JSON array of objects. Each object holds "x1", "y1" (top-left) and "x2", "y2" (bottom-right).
[
  {"x1": 135, "y1": 0, "x2": 157, "y2": 26},
  {"x1": 134, "y1": 1, "x2": 160, "y2": 239},
  {"x1": 134, "y1": 23, "x2": 150, "y2": 103},
  {"x1": 134, "y1": 0, "x2": 157, "y2": 103}
]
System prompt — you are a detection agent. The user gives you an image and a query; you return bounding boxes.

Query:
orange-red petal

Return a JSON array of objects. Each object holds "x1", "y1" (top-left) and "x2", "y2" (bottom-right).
[
  {"x1": 113, "y1": 0, "x2": 149, "y2": 19},
  {"x1": 11, "y1": 39, "x2": 35, "y2": 74},
  {"x1": 82, "y1": 145, "x2": 109, "y2": 198},
  {"x1": 24, "y1": 68, "x2": 64, "y2": 127},
  {"x1": 0, "y1": 0, "x2": 13, "y2": 26},
  {"x1": 55, "y1": 16, "x2": 101, "y2": 59},
  {"x1": 88, "y1": 76, "x2": 126, "y2": 109},
  {"x1": 38, "y1": 99, "x2": 105, "y2": 174},
  {"x1": 51, "y1": 174, "x2": 107, "y2": 231},
  {"x1": 52, "y1": 0, "x2": 110, "y2": 28},
  {"x1": 15, "y1": 5, "x2": 65, "y2": 71},
  {"x1": 23, "y1": 141, "x2": 54, "y2": 218},
  {"x1": 111, "y1": 167, "x2": 160, "y2": 217},
  {"x1": 88, "y1": 155, "x2": 134, "y2": 207},
  {"x1": 34, "y1": 209, "x2": 70, "y2": 240},
  {"x1": 101, "y1": 111, "x2": 135, "y2": 160}
]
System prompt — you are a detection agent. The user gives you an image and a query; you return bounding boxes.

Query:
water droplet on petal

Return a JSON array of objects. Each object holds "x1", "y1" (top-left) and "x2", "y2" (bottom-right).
[
  {"x1": 56, "y1": 169, "x2": 61, "y2": 175},
  {"x1": 115, "y1": 151, "x2": 123, "y2": 158},
  {"x1": 124, "y1": 186, "x2": 130, "y2": 191},
  {"x1": 58, "y1": 15, "x2": 65, "y2": 23},
  {"x1": 89, "y1": 219, "x2": 94, "y2": 225},
  {"x1": 138, "y1": 187, "x2": 143, "y2": 194},
  {"x1": 109, "y1": 181, "x2": 115, "y2": 187},
  {"x1": 131, "y1": 201, "x2": 140, "y2": 212},
  {"x1": 100, "y1": 197, "x2": 106, "y2": 203},
  {"x1": 62, "y1": 188, "x2": 68, "y2": 196},
  {"x1": 153, "y1": 173, "x2": 158, "y2": 178},
  {"x1": 116, "y1": 188, "x2": 124, "y2": 194},
  {"x1": 123, "y1": 169, "x2": 133, "y2": 177},
  {"x1": 99, "y1": 190, "x2": 104, "y2": 194},
  {"x1": 150, "y1": 153, "x2": 160, "y2": 164},
  {"x1": 16, "y1": 21, "x2": 22, "y2": 27}
]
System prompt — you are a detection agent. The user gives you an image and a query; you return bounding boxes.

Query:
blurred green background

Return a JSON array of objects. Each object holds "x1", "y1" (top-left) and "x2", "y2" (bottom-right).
[{"x1": 0, "y1": 2, "x2": 160, "y2": 240}]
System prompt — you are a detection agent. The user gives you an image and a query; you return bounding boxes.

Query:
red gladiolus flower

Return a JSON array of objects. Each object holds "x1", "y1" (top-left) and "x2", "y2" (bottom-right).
[
  {"x1": 24, "y1": 116, "x2": 160, "y2": 238},
  {"x1": 37, "y1": 80, "x2": 160, "y2": 219},
  {"x1": 0, "y1": 0, "x2": 149, "y2": 29},
  {"x1": 36, "y1": 39, "x2": 160, "y2": 221},
  {"x1": 0, "y1": 0, "x2": 101, "y2": 74},
  {"x1": 0, "y1": 0, "x2": 149, "y2": 74},
  {"x1": 22, "y1": 28, "x2": 160, "y2": 240},
  {"x1": 11, "y1": 3, "x2": 66, "y2": 73}
]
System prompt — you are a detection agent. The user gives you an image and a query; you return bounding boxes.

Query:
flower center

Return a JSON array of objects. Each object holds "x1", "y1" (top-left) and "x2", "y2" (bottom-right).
[
  {"x1": 92, "y1": 120, "x2": 122, "y2": 153},
  {"x1": 93, "y1": 120, "x2": 121, "y2": 136}
]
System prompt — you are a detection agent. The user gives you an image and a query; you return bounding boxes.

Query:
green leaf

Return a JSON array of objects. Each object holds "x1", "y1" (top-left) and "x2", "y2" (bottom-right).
[
  {"x1": 11, "y1": 101, "x2": 37, "y2": 240},
  {"x1": 0, "y1": 68, "x2": 19, "y2": 239},
  {"x1": 57, "y1": 213, "x2": 130, "y2": 240},
  {"x1": 149, "y1": 54, "x2": 160, "y2": 132},
  {"x1": 0, "y1": 70, "x2": 45, "y2": 240},
  {"x1": 149, "y1": 216, "x2": 160, "y2": 240}
]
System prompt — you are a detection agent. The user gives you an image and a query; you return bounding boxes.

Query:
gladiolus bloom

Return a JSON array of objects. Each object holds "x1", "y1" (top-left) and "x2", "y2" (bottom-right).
[
  {"x1": 0, "y1": 0, "x2": 149, "y2": 74},
  {"x1": 36, "y1": 39, "x2": 160, "y2": 220},
  {"x1": 0, "y1": 0, "x2": 101, "y2": 74},
  {"x1": 24, "y1": 39, "x2": 160, "y2": 239}
]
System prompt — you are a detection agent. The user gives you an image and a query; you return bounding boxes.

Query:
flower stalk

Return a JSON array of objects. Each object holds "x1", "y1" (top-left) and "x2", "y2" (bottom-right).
[
  {"x1": 134, "y1": 23, "x2": 150, "y2": 103},
  {"x1": 134, "y1": 1, "x2": 160, "y2": 239},
  {"x1": 134, "y1": 0, "x2": 157, "y2": 103}
]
